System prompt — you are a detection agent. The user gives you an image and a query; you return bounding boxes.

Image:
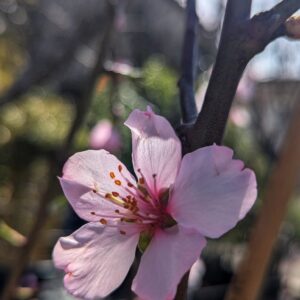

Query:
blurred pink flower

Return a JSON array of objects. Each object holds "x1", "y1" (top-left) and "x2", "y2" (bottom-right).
[
  {"x1": 53, "y1": 108, "x2": 257, "y2": 300},
  {"x1": 89, "y1": 120, "x2": 121, "y2": 153},
  {"x1": 104, "y1": 60, "x2": 140, "y2": 77},
  {"x1": 236, "y1": 74, "x2": 256, "y2": 102},
  {"x1": 229, "y1": 106, "x2": 251, "y2": 128}
]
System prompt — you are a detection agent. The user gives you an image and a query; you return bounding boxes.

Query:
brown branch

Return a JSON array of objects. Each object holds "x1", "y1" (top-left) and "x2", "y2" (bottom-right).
[
  {"x1": 175, "y1": 1, "x2": 199, "y2": 297},
  {"x1": 178, "y1": 0, "x2": 198, "y2": 125},
  {"x1": 0, "y1": 3, "x2": 116, "y2": 300},
  {"x1": 186, "y1": 0, "x2": 300, "y2": 151},
  {"x1": 225, "y1": 100, "x2": 300, "y2": 300},
  {"x1": 267, "y1": 0, "x2": 300, "y2": 24}
]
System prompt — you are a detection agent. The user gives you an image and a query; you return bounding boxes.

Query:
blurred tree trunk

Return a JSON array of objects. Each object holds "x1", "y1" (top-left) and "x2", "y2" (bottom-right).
[{"x1": 225, "y1": 100, "x2": 300, "y2": 300}]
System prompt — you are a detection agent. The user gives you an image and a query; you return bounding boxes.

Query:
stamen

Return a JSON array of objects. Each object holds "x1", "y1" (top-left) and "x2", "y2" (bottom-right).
[
  {"x1": 137, "y1": 168, "x2": 157, "y2": 201},
  {"x1": 105, "y1": 193, "x2": 126, "y2": 207},
  {"x1": 114, "y1": 165, "x2": 159, "y2": 212},
  {"x1": 100, "y1": 218, "x2": 107, "y2": 225},
  {"x1": 132, "y1": 207, "x2": 139, "y2": 214},
  {"x1": 113, "y1": 209, "x2": 143, "y2": 221},
  {"x1": 135, "y1": 211, "x2": 159, "y2": 221},
  {"x1": 152, "y1": 173, "x2": 157, "y2": 195},
  {"x1": 139, "y1": 220, "x2": 156, "y2": 224},
  {"x1": 125, "y1": 184, "x2": 148, "y2": 201},
  {"x1": 112, "y1": 191, "x2": 119, "y2": 197},
  {"x1": 110, "y1": 172, "x2": 116, "y2": 179},
  {"x1": 90, "y1": 211, "x2": 126, "y2": 220},
  {"x1": 101, "y1": 221, "x2": 149, "y2": 230},
  {"x1": 117, "y1": 169, "x2": 149, "y2": 201},
  {"x1": 118, "y1": 167, "x2": 138, "y2": 189},
  {"x1": 120, "y1": 230, "x2": 126, "y2": 235}
]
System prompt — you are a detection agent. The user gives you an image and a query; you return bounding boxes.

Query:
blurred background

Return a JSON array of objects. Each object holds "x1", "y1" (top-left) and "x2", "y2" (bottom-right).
[{"x1": 0, "y1": 0, "x2": 299, "y2": 299}]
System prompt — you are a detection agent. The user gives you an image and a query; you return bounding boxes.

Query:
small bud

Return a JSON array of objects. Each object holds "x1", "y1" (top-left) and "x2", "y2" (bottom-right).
[{"x1": 285, "y1": 16, "x2": 300, "y2": 39}]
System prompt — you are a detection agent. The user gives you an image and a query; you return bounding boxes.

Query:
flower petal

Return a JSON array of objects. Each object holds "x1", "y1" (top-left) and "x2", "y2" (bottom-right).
[
  {"x1": 53, "y1": 222, "x2": 139, "y2": 299},
  {"x1": 60, "y1": 150, "x2": 140, "y2": 221},
  {"x1": 125, "y1": 108, "x2": 181, "y2": 197},
  {"x1": 168, "y1": 145, "x2": 257, "y2": 238},
  {"x1": 132, "y1": 226, "x2": 206, "y2": 300},
  {"x1": 59, "y1": 178, "x2": 115, "y2": 222}
]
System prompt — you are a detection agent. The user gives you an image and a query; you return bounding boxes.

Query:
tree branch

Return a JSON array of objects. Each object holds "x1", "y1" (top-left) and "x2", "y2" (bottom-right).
[
  {"x1": 178, "y1": 0, "x2": 198, "y2": 125},
  {"x1": 268, "y1": 0, "x2": 300, "y2": 24},
  {"x1": 175, "y1": 1, "x2": 199, "y2": 296},
  {"x1": 186, "y1": 0, "x2": 300, "y2": 151}
]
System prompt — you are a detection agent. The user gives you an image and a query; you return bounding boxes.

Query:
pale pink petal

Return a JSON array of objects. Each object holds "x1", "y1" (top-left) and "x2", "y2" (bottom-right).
[
  {"x1": 125, "y1": 108, "x2": 181, "y2": 197},
  {"x1": 53, "y1": 222, "x2": 139, "y2": 299},
  {"x1": 168, "y1": 145, "x2": 257, "y2": 238},
  {"x1": 132, "y1": 226, "x2": 206, "y2": 300},
  {"x1": 59, "y1": 177, "x2": 121, "y2": 222},
  {"x1": 60, "y1": 150, "x2": 139, "y2": 220}
]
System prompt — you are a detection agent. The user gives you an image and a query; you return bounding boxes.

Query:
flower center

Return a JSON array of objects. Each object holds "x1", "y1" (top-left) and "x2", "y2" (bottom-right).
[{"x1": 90, "y1": 165, "x2": 177, "y2": 237}]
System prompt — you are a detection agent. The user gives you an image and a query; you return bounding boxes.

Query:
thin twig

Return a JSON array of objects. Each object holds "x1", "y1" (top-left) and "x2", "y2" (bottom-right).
[
  {"x1": 178, "y1": 0, "x2": 198, "y2": 125},
  {"x1": 1, "y1": 3, "x2": 116, "y2": 299},
  {"x1": 186, "y1": 0, "x2": 300, "y2": 150},
  {"x1": 175, "y1": 1, "x2": 199, "y2": 298}
]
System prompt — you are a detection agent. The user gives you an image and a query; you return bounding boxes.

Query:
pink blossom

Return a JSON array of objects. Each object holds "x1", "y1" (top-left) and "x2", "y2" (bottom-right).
[
  {"x1": 89, "y1": 120, "x2": 121, "y2": 153},
  {"x1": 236, "y1": 74, "x2": 256, "y2": 102},
  {"x1": 104, "y1": 60, "x2": 140, "y2": 77},
  {"x1": 229, "y1": 106, "x2": 251, "y2": 128},
  {"x1": 53, "y1": 108, "x2": 257, "y2": 300}
]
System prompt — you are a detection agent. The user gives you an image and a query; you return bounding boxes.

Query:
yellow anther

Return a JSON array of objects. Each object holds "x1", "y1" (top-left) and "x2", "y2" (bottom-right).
[{"x1": 105, "y1": 193, "x2": 125, "y2": 206}]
